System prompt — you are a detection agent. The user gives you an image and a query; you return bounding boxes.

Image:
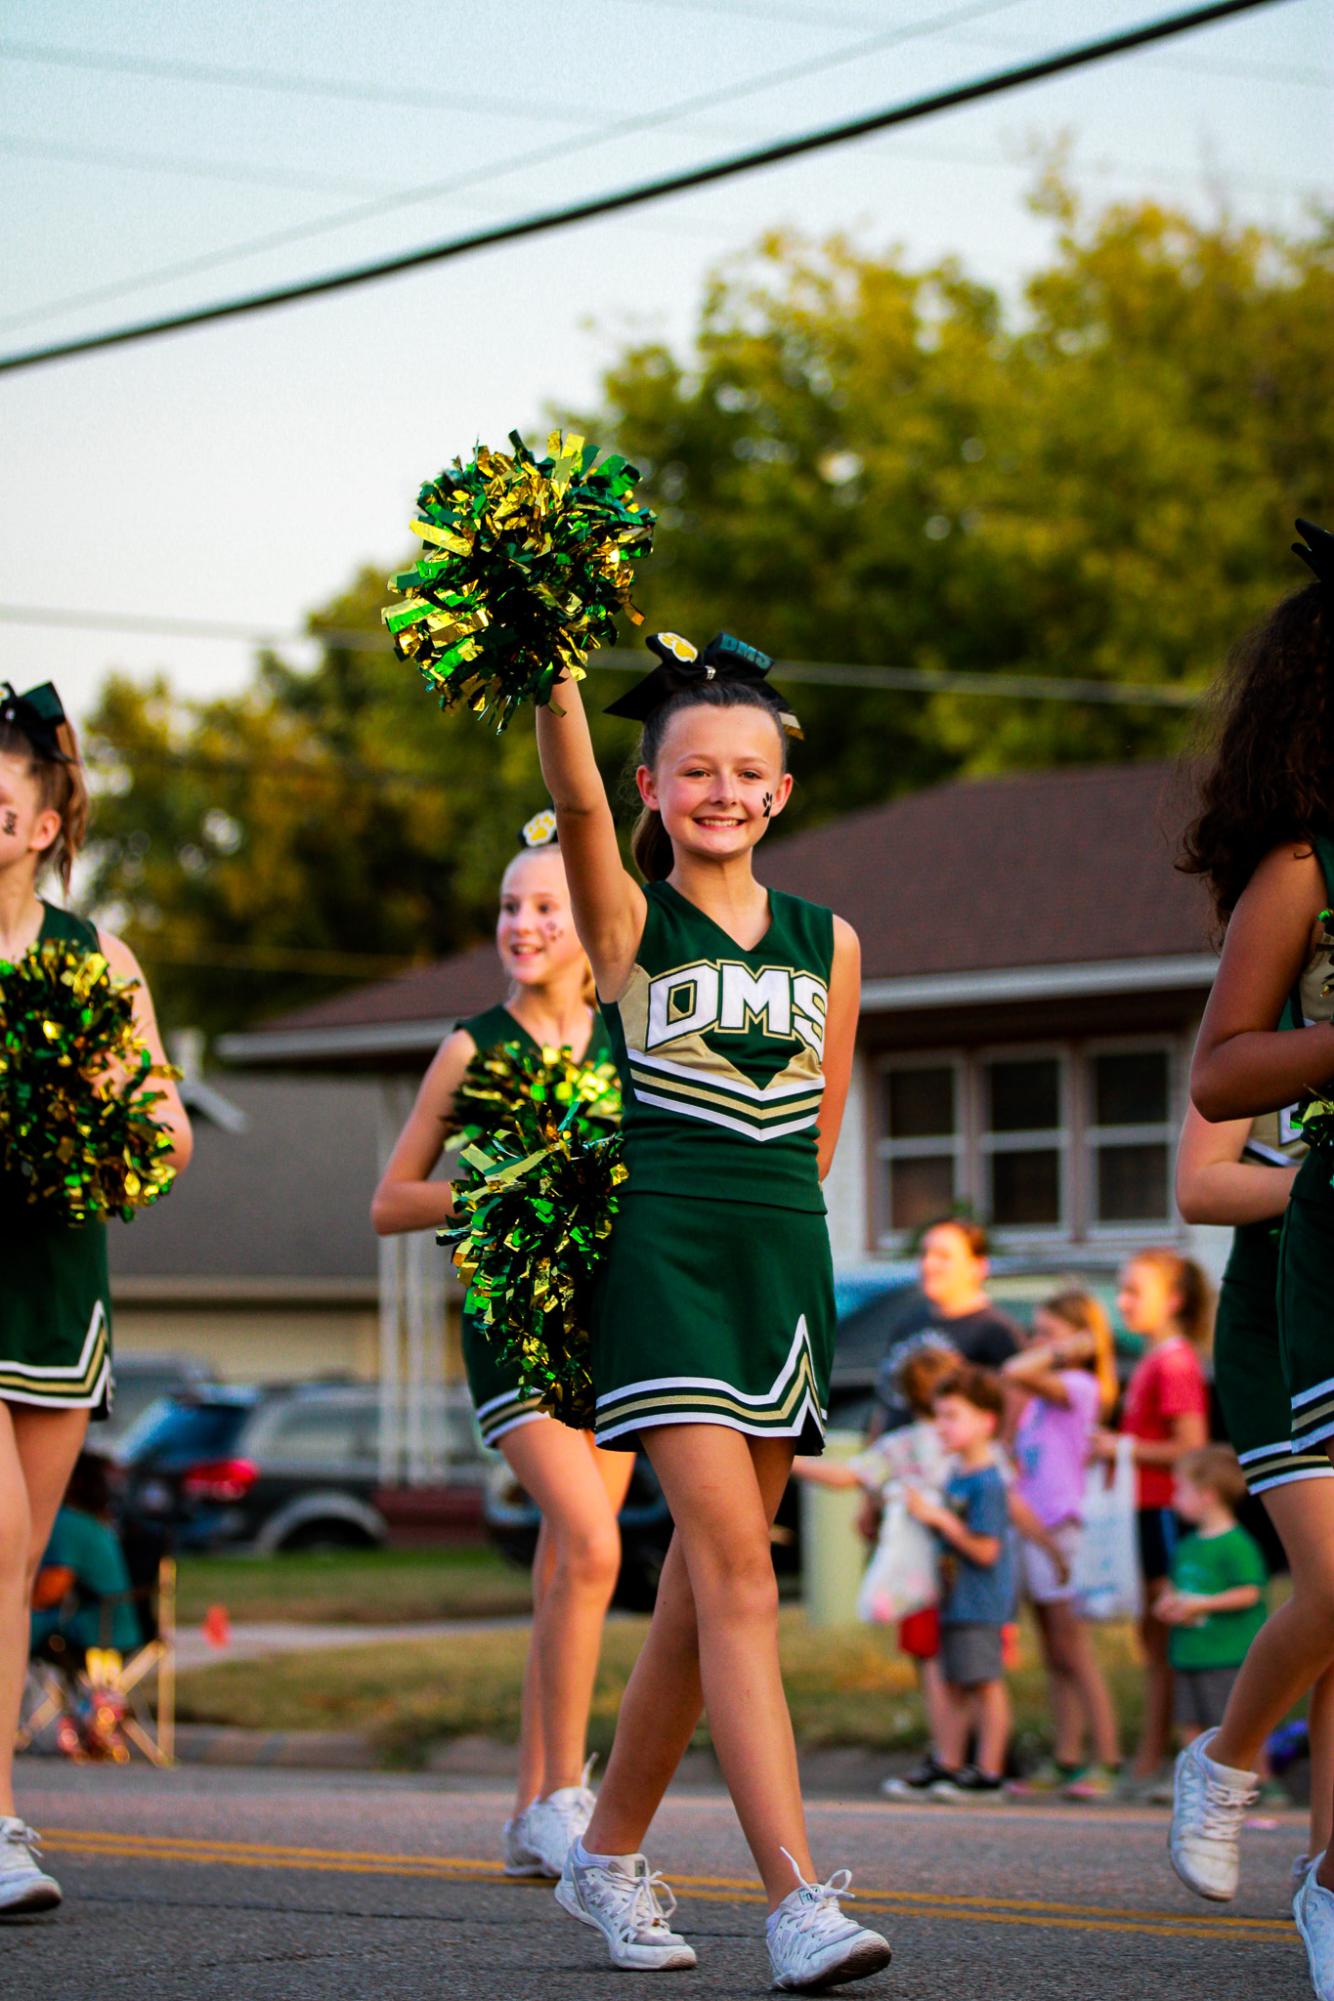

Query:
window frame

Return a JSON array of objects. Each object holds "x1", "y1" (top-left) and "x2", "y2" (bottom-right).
[
  {"x1": 872, "y1": 1052, "x2": 967, "y2": 1244},
  {"x1": 1083, "y1": 1036, "x2": 1179, "y2": 1239},
  {"x1": 975, "y1": 1042, "x2": 1072, "y2": 1244}
]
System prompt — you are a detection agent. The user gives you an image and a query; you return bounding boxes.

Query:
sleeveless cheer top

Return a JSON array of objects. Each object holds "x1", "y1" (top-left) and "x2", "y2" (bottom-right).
[
  {"x1": 0, "y1": 901, "x2": 114, "y2": 1414},
  {"x1": 1245, "y1": 832, "x2": 1334, "y2": 1169},
  {"x1": 602, "y1": 879, "x2": 835, "y2": 1214},
  {"x1": 457, "y1": 1001, "x2": 614, "y2": 1074}
]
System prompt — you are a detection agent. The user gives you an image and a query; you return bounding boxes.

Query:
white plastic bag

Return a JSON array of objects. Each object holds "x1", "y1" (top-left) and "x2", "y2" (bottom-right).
[
  {"x1": 856, "y1": 1489, "x2": 939, "y2": 1625},
  {"x1": 1072, "y1": 1436, "x2": 1141, "y2": 1622}
]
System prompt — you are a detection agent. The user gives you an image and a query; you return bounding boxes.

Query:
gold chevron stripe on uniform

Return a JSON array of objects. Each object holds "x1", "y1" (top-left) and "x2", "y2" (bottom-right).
[{"x1": 628, "y1": 1067, "x2": 824, "y2": 1123}]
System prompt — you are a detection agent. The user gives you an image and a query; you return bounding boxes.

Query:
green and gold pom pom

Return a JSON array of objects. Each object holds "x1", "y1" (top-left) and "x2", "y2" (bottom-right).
[
  {"x1": 0, "y1": 943, "x2": 179, "y2": 1224},
  {"x1": 383, "y1": 429, "x2": 656, "y2": 732},
  {"x1": 443, "y1": 1040, "x2": 625, "y2": 1428}
]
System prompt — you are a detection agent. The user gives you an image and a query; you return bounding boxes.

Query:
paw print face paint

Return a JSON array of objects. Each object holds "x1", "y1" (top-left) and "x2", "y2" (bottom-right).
[{"x1": 1, "y1": 810, "x2": 16, "y2": 838}]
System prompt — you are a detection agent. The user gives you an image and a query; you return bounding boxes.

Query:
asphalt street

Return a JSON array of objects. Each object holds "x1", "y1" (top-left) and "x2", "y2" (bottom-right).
[{"x1": 2, "y1": 1762, "x2": 1307, "y2": 2001}]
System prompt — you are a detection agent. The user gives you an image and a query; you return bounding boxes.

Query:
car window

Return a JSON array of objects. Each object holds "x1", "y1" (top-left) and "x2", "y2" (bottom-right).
[
  {"x1": 252, "y1": 1402, "x2": 377, "y2": 1466},
  {"x1": 120, "y1": 1400, "x2": 251, "y2": 1464}
]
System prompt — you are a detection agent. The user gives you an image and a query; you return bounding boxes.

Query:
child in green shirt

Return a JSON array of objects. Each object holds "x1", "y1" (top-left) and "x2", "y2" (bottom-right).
[{"x1": 1156, "y1": 1446, "x2": 1268, "y2": 1738}]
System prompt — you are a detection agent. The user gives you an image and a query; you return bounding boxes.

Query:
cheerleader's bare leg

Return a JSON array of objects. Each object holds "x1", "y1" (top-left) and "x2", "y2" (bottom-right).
[{"x1": 0, "y1": 1401, "x2": 89, "y2": 1815}]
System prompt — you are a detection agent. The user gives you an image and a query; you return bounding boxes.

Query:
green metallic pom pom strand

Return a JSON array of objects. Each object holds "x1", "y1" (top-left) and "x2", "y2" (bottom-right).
[
  {"x1": 383, "y1": 429, "x2": 656, "y2": 732},
  {"x1": 0, "y1": 943, "x2": 179, "y2": 1224},
  {"x1": 443, "y1": 1039, "x2": 625, "y2": 1429}
]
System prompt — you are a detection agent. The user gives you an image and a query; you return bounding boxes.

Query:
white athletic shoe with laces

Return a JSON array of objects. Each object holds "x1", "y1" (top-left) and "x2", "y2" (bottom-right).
[
  {"x1": 524, "y1": 1757, "x2": 598, "y2": 1877},
  {"x1": 766, "y1": 1849, "x2": 892, "y2": 1993},
  {"x1": 501, "y1": 1803, "x2": 547, "y2": 1877},
  {"x1": 1295, "y1": 1860, "x2": 1334, "y2": 1998},
  {"x1": 555, "y1": 1843, "x2": 697, "y2": 1970},
  {"x1": 0, "y1": 1818, "x2": 61, "y2": 1917},
  {"x1": 1168, "y1": 1727, "x2": 1258, "y2": 1902}
]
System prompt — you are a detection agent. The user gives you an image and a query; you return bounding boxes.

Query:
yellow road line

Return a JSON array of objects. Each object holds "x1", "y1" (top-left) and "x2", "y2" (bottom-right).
[{"x1": 41, "y1": 1829, "x2": 1289, "y2": 1944}]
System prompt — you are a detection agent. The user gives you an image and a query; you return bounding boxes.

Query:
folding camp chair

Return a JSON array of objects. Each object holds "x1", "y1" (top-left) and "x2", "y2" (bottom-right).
[{"x1": 20, "y1": 1556, "x2": 176, "y2": 1766}]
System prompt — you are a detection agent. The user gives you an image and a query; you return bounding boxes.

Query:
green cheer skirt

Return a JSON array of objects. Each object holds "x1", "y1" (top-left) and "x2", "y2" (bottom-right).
[{"x1": 0, "y1": 1200, "x2": 112, "y2": 1417}]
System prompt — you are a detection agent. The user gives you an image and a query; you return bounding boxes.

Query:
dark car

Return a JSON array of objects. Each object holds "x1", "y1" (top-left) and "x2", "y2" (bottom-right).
[
  {"x1": 114, "y1": 1383, "x2": 410, "y2": 1553},
  {"x1": 96, "y1": 1352, "x2": 220, "y2": 1452}
]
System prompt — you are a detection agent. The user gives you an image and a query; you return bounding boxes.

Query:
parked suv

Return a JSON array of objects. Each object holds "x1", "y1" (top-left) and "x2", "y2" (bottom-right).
[
  {"x1": 97, "y1": 1352, "x2": 219, "y2": 1452},
  {"x1": 114, "y1": 1382, "x2": 484, "y2": 1554}
]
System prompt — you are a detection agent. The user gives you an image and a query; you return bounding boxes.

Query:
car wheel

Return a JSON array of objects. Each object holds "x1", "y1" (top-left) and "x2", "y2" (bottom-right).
[{"x1": 277, "y1": 1521, "x2": 377, "y2": 1554}]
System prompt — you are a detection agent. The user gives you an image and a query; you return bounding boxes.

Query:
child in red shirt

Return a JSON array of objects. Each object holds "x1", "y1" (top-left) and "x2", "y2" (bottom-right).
[{"x1": 1093, "y1": 1249, "x2": 1211, "y2": 1791}]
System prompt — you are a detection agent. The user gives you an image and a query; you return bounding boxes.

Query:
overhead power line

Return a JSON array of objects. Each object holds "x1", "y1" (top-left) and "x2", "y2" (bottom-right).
[
  {"x1": 0, "y1": 132, "x2": 393, "y2": 199},
  {"x1": 0, "y1": 0, "x2": 1293, "y2": 378},
  {"x1": 0, "y1": 600, "x2": 1203, "y2": 715},
  {"x1": 0, "y1": 0, "x2": 1029, "y2": 339}
]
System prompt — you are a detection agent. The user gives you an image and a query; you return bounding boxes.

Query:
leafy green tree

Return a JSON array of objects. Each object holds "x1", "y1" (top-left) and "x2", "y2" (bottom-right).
[{"x1": 84, "y1": 181, "x2": 1333, "y2": 1035}]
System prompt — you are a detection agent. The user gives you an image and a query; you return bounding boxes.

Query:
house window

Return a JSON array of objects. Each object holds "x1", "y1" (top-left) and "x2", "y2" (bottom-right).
[
  {"x1": 878, "y1": 1062, "x2": 961, "y2": 1233},
  {"x1": 980, "y1": 1054, "x2": 1066, "y2": 1230},
  {"x1": 1089, "y1": 1047, "x2": 1173, "y2": 1227},
  {"x1": 873, "y1": 1039, "x2": 1177, "y2": 1247}
]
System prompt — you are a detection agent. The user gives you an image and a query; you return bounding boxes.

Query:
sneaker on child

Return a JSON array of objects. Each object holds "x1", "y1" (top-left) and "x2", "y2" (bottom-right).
[
  {"x1": 881, "y1": 1755, "x2": 949, "y2": 1800},
  {"x1": 0, "y1": 1819, "x2": 61, "y2": 1917},
  {"x1": 1168, "y1": 1727, "x2": 1259, "y2": 1901},
  {"x1": 555, "y1": 1839, "x2": 697, "y2": 1971},
  {"x1": 524, "y1": 1757, "x2": 597, "y2": 1877},
  {"x1": 766, "y1": 1849, "x2": 892, "y2": 1993},
  {"x1": 1294, "y1": 1860, "x2": 1334, "y2": 1999},
  {"x1": 1063, "y1": 1763, "x2": 1118, "y2": 1803},
  {"x1": 929, "y1": 1766, "x2": 1005, "y2": 1803}
]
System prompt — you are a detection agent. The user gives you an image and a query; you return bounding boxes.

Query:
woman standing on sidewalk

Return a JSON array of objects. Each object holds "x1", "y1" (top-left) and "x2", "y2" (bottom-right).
[
  {"x1": 372, "y1": 819, "x2": 633, "y2": 1878},
  {"x1": 534, "y1": 631, "x2": 891, "y2": 1990},
  {"x1": 0, "y1": 683, "x2": 192, "y2": 1918}
]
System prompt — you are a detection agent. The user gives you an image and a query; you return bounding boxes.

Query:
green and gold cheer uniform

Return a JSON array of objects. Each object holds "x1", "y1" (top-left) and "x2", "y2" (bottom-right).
[
  {"x1": 457, "y1": 1003, "x2": 615, "y2": 1447},
  {"x1": 592, "y1": 879, "x2": 837, "y2": 1453},
  {"x1": 1224, "y1": 834, "x2": 1334, "y2": 1490},
  {"x1": 0, "y1": 902, "x2": 113, "y2": 1418},
  {"x1": 1278, "y1": 837, "x2": 1334, "y2": 1460}
]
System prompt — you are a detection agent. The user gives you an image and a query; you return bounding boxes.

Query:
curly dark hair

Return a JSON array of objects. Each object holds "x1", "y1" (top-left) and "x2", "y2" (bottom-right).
[{"x1": 1179, "y1": 582, "x2": 1332, "y2": 929}]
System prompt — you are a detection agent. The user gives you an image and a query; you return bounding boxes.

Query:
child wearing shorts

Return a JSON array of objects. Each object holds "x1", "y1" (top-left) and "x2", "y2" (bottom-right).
[{"x1": 905, "y1": 1366, "x2": 1016, "y2": 1801}]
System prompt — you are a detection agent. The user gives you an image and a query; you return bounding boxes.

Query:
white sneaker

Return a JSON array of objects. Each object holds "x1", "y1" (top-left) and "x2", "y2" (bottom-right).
[
  {"x1": 524, "y1": 1757, "x2": 597, "y2": 1877},
  {"x1": 766, "y1": 1849, "x2": 892, "y2": 1993},
  {"x1": 1295, "y1": 1860, "x2": 1334, "y2": 1997},
  {"x1": 501, "y1": 1803, "x2": 547, "y2": 1877},
  {"x1": 0, "y1": 1819, "x2": 61, "y2": 1917},
  {"x1": 1167, "y1": 1728, "x2": 1258, "y2": 1902},
  {"x1": 555, "y1": 1842, "x2": 697, "y2": 1970}
]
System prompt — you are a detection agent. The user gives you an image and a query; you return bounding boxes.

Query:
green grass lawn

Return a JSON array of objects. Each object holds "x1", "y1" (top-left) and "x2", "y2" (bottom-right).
[
  {"x1": 175, "y1": 1609, "x2": 1147, "y2": 1769},
  {"x1": 174, "y1": 1546, "x2": 533, "y2": 1629}
]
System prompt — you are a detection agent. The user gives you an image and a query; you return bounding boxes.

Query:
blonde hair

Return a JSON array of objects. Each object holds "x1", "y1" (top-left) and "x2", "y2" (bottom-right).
[
  {"x1": 0, "y1": 710, "x2": 89, "y2": 896},
  {"x1": 1041, "y1": 1288, "x2": 1119, "y2": 1417},
  {"x1": 1128, "y1": 1248, "x2": 1215, "y2": 1350},
  {"x1": 1178, "y1": 1444, "x2": 1247, "y2": 1510}
]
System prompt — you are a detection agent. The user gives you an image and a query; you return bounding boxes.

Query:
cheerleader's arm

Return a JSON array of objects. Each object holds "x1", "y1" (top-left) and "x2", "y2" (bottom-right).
[
  {"x1": 817, "y1": 916, "x2": 861, "y2": 1182},
  {"x1": 535, "y1": 673, "x2": 645, "y2": 1001},
  {"x1": 98, "y1": 931, "x2": 193, "y2": 1171},
  {"x1": 370, "y1": 1028, "x2": 474, "y2": 1236}
]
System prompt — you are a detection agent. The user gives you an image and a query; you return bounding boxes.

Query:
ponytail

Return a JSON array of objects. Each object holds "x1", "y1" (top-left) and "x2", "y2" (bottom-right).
[
  {"x1": 631, "y1": 805, "x2": 676, "y2": 883},
  {"x1": 0, "y1": 710, "x2": 89, "y2": 897},
  {"x1": 1133, "y1": 1248, "x2": 1215, "y2": 1351}
]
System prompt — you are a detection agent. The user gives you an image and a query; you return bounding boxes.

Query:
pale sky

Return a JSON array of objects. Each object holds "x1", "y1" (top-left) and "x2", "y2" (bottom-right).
[{"x1": 1, "y1": 0, "x2": 1329, "y2": 729}]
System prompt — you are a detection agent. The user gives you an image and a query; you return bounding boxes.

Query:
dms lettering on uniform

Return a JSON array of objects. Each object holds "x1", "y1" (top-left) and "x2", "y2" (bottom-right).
[{"x1": 645, "y1": 959, "x2": 828, "y2": 1058}]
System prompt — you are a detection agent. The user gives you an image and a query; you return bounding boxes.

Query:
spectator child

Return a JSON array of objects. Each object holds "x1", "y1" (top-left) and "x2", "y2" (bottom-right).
[
  {"x1": 1093, "y1": 1249, "x2": 1212, "y2": 1789},
  {"x1": 1003, "y1": 1291, "x2": 1122, "y2": 1801},
  {"x1": 1157, "y1": 1447, "x2": 1268, "y2": 1744},
  {"x1": 904, "y1": 1367, "x2": 1016, "y2": 1802},
  {"x1": 795, "y1": 1340, "x2": 958, "y2": 1797}
]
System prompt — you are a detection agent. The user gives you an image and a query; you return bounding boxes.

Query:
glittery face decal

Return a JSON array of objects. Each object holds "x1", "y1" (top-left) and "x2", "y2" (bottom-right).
[
  {"x1": 762, "y1": 792, "x2": 774, "y2": 820},
  {"x1": 2, "y1": 810, "x2": 16, "y2": 838}
]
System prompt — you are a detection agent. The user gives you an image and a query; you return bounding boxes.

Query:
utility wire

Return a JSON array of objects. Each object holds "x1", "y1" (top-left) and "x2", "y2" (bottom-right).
[
  {"x1": 0, "y1": 0, "x2": 1294, "y2": 378},
  {"x1": 0, "y1": 602, "x2": 1203, "y2": 716},
  {"x1": 0, "y1": 132, "x2": 394, "y2": 199},
  {"x1": 0, "y1": 38, "x2": 591, "y2": 125},
  {"x1": 0, "y1": 0, "x2": 1029, "y2": 339}
]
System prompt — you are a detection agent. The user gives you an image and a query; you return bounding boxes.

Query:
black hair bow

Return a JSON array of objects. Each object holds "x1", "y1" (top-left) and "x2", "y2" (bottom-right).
[
  {"x1": 604, "y1": 630, "x2": 802, "y2": 737},
  {"x1": 1294, "y1": 519, "x2": 1334, "y2": 600},
  {"x1": 0, "y1": 681, "x2": 72, "y2": 763}
]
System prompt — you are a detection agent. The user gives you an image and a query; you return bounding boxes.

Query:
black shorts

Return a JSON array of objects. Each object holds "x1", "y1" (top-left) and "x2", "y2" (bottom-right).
[{"x1": 1136, "y1": 1506, "x2": 1182, "y2": 1586}]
